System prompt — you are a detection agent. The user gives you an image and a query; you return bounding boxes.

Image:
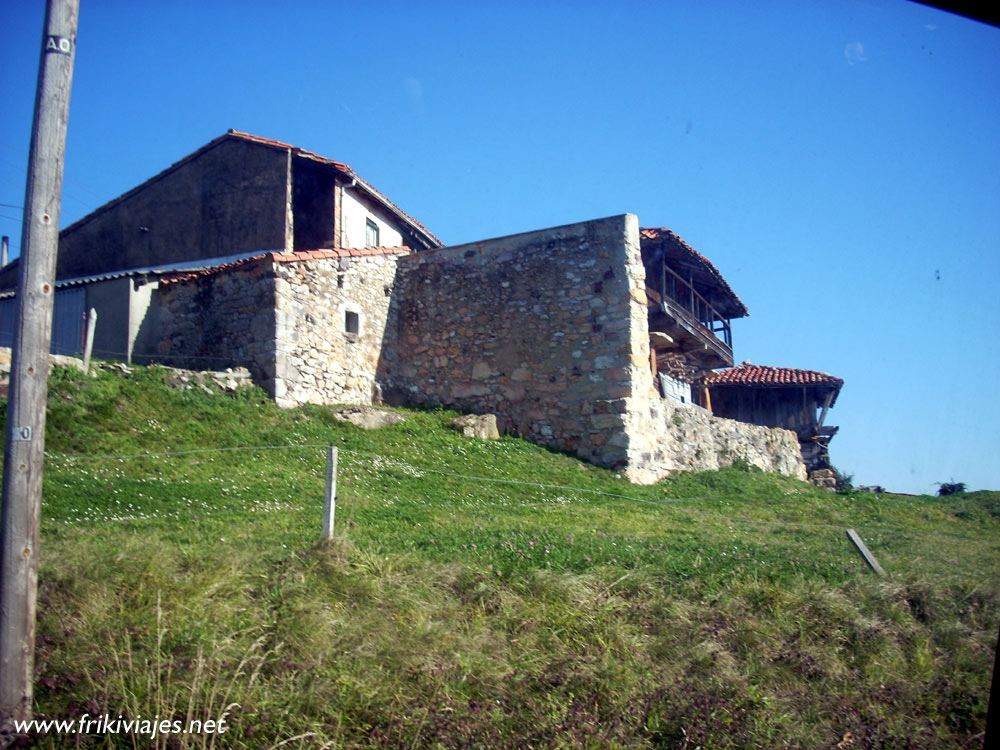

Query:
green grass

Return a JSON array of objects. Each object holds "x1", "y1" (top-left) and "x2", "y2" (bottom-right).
[{"x1": 4, "y1": 363, "x2": 999, "y2": 748}]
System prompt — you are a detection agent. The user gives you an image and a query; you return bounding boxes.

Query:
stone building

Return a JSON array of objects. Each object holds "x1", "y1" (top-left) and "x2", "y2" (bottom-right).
[
  {"x1": 0, "y1": 132, "x2": 837, "y2": 484},
  {"x1": 154, "y1": 213, "x2": 807, "y2": 484},
  {"x1": 0, "y1": 130, "x2": 441, "y2": 361},
  {"x1": 639, "y1": 227, "x2": 748, "y2": 404}
]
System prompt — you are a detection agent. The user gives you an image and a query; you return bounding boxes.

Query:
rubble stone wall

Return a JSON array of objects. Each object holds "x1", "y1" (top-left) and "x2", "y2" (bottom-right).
[
  {"x1": 153, "y1": 214, "x2": 806, "y2": 484},
  {"x1": 156, "y1": 260, "x2": 277, "y2": 389},
  {"x1": 272, "y1": 252, "x2": 404, "y2": 408},
  {"x1": 624, "y1": 399, "x2": 808, "y2": 483},
  {"x1": 383, "y1": 215, "x2": 643, "y2": 469}
]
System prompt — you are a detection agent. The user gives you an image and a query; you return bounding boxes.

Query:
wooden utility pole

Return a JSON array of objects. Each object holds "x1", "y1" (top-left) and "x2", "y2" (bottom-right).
[
  {"x1": 0, "y1": 0, "x2": 79, "y2": 732},
  {"x1": 986, "y1": 621, "x2": 999, "y2": 749}
]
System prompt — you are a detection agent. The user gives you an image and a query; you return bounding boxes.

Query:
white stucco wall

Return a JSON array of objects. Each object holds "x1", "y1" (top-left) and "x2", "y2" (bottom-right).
[
  {"x1": 341, "y1": 188, "x2": 404, "y2": 249},
  {"x1": 658, "y1": 372, "x2": 693, "y2": 405}
]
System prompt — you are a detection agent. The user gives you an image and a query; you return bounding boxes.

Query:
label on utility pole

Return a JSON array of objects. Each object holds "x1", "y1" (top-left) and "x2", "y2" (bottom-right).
[
  {"x1": 13, "y1": 426, "x2": 32, "y2": 441},
  {"x1": 45, "y1": 36, "x2": 73, "y2": 55}
]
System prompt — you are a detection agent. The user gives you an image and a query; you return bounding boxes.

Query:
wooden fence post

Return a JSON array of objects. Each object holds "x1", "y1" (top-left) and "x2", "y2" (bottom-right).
[
  {"x1": 323, "y1": 446, "x2": 338, "y2": 540},
  {"x1": 81, "y1": 307, "x2": 96, "y2": 371}
]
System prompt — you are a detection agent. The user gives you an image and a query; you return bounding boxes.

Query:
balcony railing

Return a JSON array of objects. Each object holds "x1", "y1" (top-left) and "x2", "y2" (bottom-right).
[{"x1": 655, "y1": 261, "x2": 732, "y2": 348}]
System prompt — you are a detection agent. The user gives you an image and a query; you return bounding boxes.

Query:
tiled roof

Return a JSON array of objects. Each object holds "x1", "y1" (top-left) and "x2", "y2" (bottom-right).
[
  {"x1": 159, "y1": 246, "x2": 411, "y2": 286},
  {"x1": 640, "y1": 227, "x2": 748, "y2": 318},
  {"x1": 271, "y1": 246, "x2": 411, "y2": 261},
  {"x1": 702, "y1": 363, "x2": 843, "y2": 388},
  {"x1": 227, "y1": 131, "x2": 352, "y2": 172},
  {"x1": 227, "y1": 131, "x2": 443, "y2": 248},
  {"x1": 61, "y1": 131, "x2": 443, "y2": 249}
]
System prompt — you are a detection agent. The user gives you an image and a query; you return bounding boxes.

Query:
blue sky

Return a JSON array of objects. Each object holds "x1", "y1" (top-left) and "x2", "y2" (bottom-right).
[{"x1": 1, "y1": 0, "x2": 998, "y2": 494}]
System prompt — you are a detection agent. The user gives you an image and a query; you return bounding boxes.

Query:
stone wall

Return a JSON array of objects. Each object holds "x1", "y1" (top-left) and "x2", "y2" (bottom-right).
[
  {"x1": 152, "y1": 213, "x2": 806, "y2": 485},
  {"x1": 156, "y1": 258, "x2": 277, "y2": 389},
  {"x1": 380, "y1": 213, "x2": 805, "y2": 482},
  {"x1": 271, "y1": 249, "x2": 406, "y2": 408},
  {"x1": 384, "y1": 215, "x2": 645, "y2": 469},
  {"x1": 611, "y1": 224, "x2": 807, "y2": 483},
  {"x1": 625, "y1": 399, "x2": 807, "y2": 482}
]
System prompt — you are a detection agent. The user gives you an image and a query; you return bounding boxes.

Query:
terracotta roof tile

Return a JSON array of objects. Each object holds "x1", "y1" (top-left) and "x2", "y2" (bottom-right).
[
  {"x1": 640, "y1": 227, "x2": 748, "y2": 318},
  {"x1": 702, "y1": 362, "x2": 843, "y2": 388},
  {"x1": 159, "y1": 246, "x2": 411, "y2": 286},
  {"x1": 159, "y1": 253, "x2": 276, "y2": 286}
]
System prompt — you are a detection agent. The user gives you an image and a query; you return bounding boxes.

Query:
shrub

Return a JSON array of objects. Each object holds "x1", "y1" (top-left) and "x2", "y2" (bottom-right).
[
  {"x1": 834, "y1": 467, "x2": 854, "y2": 493},
  {"x1": 938, "y1": 482, "x2": 966, "y2": 496},
  {"x1": 731, "y1": 456, "x2": 761, "y2": 473}
]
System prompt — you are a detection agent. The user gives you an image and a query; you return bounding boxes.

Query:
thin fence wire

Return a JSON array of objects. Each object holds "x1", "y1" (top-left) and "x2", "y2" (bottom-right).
[{"x1": 41, "y1": 442, "x2": 999, "y2": 546}]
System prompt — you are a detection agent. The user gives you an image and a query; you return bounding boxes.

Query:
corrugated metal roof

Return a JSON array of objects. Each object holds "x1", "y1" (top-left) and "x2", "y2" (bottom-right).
[{"x1": 0, "y1": 250, "x2": 271, "y2": 299}]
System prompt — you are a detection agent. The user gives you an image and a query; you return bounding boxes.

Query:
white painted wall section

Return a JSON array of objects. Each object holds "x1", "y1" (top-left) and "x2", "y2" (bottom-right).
[
  {"x1": 341, "y1": 188, "x2": 404, "y2": 249},
  {"x1": 658, "y1": 372, "x2": 693, "y2": 405}
]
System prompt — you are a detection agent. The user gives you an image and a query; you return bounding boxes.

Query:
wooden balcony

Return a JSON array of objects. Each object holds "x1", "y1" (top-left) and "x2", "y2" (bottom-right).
[{"x1": 647, "y1": 263, "x2": 734, "y2": 368}]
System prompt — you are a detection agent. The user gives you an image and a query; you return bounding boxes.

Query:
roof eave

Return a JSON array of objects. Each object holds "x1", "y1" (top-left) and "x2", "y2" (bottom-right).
[
  {"x1": 640, "y1": 227, "x2": 748, "y2": 318},
  {"x1": 347, "y1": 174, "x2": 444, "y2": 250},
  {"x1": 58, "y1": 130, "x2": 444, "y2": 250}
]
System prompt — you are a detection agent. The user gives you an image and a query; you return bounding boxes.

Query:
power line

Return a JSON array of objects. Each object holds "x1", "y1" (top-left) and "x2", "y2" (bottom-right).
[
  {"x1": 41, "y1": 443, "x2": 999, "y2": 546},
  {"x1": 45, "y1": 443, "x2": 331, "y2": 461}
]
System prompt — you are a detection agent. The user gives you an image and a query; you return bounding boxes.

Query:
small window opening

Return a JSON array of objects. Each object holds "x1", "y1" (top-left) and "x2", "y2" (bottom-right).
[
  {"x1": 365, "y1": 218, "x2": 379, "y2": 247},
  {"x1": 345, "y1": 310, "x2": 360, "y2": 336},
  {"x1": 337, "y1": 273, "x2": 345, "y2": 289}
]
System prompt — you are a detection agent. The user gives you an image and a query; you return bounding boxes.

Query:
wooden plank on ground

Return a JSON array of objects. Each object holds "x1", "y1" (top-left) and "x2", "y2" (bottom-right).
[{"x1": 846, "y1": 529, "x2": 887, "y2": 577}]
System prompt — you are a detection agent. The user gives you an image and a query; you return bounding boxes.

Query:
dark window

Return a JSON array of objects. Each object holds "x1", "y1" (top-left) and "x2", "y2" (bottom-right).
[
  {"x1": 345, "y1": 310, "x2": 360, "y2": 336},
  {"x1": 365, "y1": 218, "x2": 379, "y2": 247}
]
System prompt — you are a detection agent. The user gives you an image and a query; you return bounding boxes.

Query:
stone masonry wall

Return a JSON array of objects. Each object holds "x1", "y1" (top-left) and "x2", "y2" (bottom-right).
[
  {"x1": 628, "y1": 399, "x2": 807, "y2": 481},
  {"x1": 272, "y1": 250, "x2": 406, "y2": 408},
  {"x1": 156, "y1": 258, "x2": 277, "y2": 388},
  {"x1": 383, "y1": 213, "x2": 805, "y2": 482},
  {"x1": 154, "y1": 216, "x2": 806, "y2": 484},
  {"x1": 384, "y1": 215, "x2": 642, "y2": 469},
  {"x1": 614, "y1": 228, "x2": 807, "y2": 483}
]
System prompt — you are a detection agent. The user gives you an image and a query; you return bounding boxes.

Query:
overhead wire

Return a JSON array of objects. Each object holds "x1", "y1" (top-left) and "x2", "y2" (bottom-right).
[{"x1": 42, "y1": 442, "x2": 998, "y2": 545}]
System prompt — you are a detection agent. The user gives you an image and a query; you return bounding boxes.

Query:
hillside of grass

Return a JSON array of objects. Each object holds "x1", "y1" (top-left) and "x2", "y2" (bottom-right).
[{"x1": 3, "y1": 363, "x2": 998, "y2": 748}]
